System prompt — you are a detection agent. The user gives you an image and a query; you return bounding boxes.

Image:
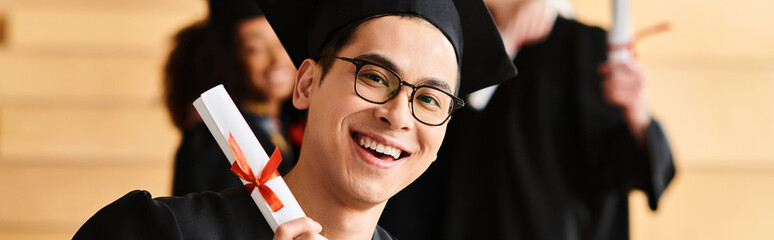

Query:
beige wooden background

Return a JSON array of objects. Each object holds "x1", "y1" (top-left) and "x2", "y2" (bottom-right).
[{"x1": 0, "y1": 0, "x2": 771, "y2": 239}]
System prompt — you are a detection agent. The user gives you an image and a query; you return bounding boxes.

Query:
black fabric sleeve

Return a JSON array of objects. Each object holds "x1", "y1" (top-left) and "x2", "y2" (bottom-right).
[
  {"x1": 73, "y1": 190, "x2": 184, "y2": 239},
  {"x1": 575, "y1": 22, "x2": 675, "y2": 211},
  {"x1": 641, "y1": 119, "x2": 676, "y2": 210},
  {"x1": 596, "y1": 119, "x2": 675, "y2": 211},
  {"x1": 156, "y1": 187, "x2": 275, "y2": 239}
]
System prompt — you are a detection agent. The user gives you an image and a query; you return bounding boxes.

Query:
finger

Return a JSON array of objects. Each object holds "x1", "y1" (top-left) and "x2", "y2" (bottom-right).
[
  {"x1": 513, "y1": 2, "x2": 536, "y2": 47},
  {"x1": 622, "y1": 59, "x2": 644, "y2": 73},
  {"x1": 602, "y1": 75, "x2": 641, "y2": 105},
  {"x1": 534, "y1": 11, "x2": 553, "y2": 41},
  {"x1": 523, "y1": 2, "x2": 546, "y2": 45},
  {"x1": 609, "y1": 85, "x2": 642, "y2": 105},
  {"x1": 607, "y1": 62, "x2": 627, "y2": 73},
  {"x1": 604, "y1": 89, "x2": 629, "y2": 107},
  {"x1": 274, "y1": 217, "x2": 323, "y2": 240},
  {"x1": 520, "y1": 6, "x2": 538, "y2": 43},
  {"x1": 606, "y1": 63, "x2": 641, "y2": 84},
  {"x1": 598, "y1": 62, "x2": 611, "y2": 74},
  {"x1": 607, "y1": 74, "x2": 640, "y2": 93},
  {"x1": 296, "y1": 232, "x2": 328, "y2": 240},
  {"x1": 512, "y1": 11, "x2": 528, "y2": 48},
  {"x1": 615, "y1": 60, "x2": 646, "y2": 80},
  {"x1": 602, "y1": 78, "x2": 618, "y2": 103},
  {"x1": 534, "y1": 1, "x2": 554, "y2": 37}
]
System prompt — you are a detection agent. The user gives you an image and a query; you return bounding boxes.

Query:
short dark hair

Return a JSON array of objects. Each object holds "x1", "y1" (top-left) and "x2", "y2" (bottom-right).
[
  {"x1": 314, "y1": 13, "x2": 461, "y2": 94},
  {"x1": 314, "y1": 14, "x2": 382, "y2": 80}
]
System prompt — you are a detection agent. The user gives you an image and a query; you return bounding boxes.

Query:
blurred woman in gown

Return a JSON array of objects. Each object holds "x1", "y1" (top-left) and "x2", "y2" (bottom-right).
[{"x1": 164, "y1": 0, "x2": 301, "y2": 196}]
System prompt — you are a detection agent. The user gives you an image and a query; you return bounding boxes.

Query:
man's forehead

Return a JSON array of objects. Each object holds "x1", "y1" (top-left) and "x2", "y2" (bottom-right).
[{"x1": 343, "y1": 16, "x2": 459, "y2": 91}]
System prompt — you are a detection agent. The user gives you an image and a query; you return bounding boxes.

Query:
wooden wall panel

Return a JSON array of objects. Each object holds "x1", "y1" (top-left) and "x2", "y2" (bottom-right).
[
  {"x1": 1, "y1": 2, "x2": 205, "y2": 51},
  {"x1": 629, "y1": 170, "x2": 774, "y2": 240},
  {"x1": 0, "y1": 233, "x2": 73, "y2": 240},
  {"x1": 0, "y1": 164, "x2": 171, "y2": 238},
  {"x1": 0, "y1": 106, "x2": 179, "y2": 165},
  {"x1": 644, "y1": 57, "x2": 774, "y2": 166},
  {"x1": 571, "y1": 0, "x2": 774, "y2": 58},
  {"x1": 0, "y1": 52, "x2": 163, "y2": 103},
  {"x1": 0, "y1": 1, "x2": 205, "y2": 239},
  {"x1": 0, "y1": 0, "x2": 204, "y2": 11}
]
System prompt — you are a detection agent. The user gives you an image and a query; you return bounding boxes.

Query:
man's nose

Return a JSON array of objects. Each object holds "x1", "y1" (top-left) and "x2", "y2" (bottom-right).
[{"x1": 374, "y1": 87, "x2": 414, "y2": 131}]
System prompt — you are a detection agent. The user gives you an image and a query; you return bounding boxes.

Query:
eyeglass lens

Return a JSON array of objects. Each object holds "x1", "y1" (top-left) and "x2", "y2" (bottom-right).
[{"x1": 354, "y1": 64, "x2": 453, "y2": 125}]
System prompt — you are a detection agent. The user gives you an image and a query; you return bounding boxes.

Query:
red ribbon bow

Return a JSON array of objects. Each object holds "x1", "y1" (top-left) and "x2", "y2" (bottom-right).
[{"x1": 228, "y1": 133, "x2": 284, "y2": 212}]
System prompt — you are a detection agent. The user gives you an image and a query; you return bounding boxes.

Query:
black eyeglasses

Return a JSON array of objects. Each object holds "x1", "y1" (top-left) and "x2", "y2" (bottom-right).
[{"x1": 324, "y1": 56, "x2": 464, "y2": 126}]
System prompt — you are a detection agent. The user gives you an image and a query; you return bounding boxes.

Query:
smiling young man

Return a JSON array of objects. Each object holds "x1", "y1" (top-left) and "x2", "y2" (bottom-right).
[
  {"x1": 74, "y1": 0, "x2": 516, "y2": 239},
  {"x1": 278, "y1": 15, "x2": 463, "y2": 239}
]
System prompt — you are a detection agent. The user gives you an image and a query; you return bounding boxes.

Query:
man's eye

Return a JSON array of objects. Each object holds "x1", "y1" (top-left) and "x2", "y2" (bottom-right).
[
  {"x1": 417, "y1": 95, "x2": 440, "y2": 107},
  {"x1": 366, "y1": 74, "x2": 383, "y2": 83},
  {"x1": 364, "y1": 74, "x2": 390, "y2": 87}
]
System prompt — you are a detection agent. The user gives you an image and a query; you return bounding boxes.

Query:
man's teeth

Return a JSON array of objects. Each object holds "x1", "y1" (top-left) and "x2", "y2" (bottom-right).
[{"x1": 358, "y1": 136, "x2": 402, "y2": 160}]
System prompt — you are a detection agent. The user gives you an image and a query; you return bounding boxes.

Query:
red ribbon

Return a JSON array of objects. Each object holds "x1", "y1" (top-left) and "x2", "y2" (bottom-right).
[{"x1": 228, "y1": 133, "x2": 284, "y2": 212}]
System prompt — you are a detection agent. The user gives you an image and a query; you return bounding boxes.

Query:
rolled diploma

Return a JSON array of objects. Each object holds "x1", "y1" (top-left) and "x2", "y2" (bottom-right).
[
  {"x1": 193, "y1": 85, "x2": 305, "y2": 232},
  {"x1": 609, "y1": 0, "x2": 633, "y2": 62}
]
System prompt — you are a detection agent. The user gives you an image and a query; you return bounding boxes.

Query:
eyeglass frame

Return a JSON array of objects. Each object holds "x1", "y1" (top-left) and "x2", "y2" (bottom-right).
[{"x1": 321, "y1": 56, "x2": 465, "y2": 126}]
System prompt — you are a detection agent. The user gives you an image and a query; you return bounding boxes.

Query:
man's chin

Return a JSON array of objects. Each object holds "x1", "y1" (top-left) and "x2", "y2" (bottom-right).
[{"x1": 339, "y1": 178, "x2": 397, "y2": 208}]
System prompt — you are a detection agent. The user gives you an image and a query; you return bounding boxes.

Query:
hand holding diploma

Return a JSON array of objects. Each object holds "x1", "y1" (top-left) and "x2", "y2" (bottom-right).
[
  {"x1": 599, "y1": 61, "x2": 650, "y2": 144},
  {"x1": 601, "y1": 0, "x2": 650, "y2": 145},
  {"x1": 273, "y1": 217, "x2": 327, "y2": 240}
]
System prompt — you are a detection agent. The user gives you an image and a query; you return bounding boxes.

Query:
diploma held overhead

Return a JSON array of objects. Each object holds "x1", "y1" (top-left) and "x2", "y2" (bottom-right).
[{"x1": 609, "y1": 0, "x2": 633, "y2": 62}]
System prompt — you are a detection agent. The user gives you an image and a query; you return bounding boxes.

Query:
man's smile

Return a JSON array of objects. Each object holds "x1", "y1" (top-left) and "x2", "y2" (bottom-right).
[{"x1": 350, "y1": 131, "x2": 412, "y2": 167}]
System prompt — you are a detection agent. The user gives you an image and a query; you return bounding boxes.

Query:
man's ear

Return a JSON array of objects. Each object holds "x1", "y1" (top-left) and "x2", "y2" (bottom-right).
[{"x1": 293, "y1": 59, "x2": 319, "y2": 110}]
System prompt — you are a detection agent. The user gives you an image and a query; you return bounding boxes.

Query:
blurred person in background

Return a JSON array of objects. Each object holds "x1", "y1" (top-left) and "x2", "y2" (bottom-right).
[
  {"x1": 164, "y1": 0, "x2": 301, "y2": 196},
  {"x1": 380, "y1": 0, "x2": 675, "y2": 239}
]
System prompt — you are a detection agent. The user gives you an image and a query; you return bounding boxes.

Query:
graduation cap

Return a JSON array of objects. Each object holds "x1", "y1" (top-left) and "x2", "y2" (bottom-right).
[
  {"x1": 209, "y1": 0, "x2": 264, "y2": 25},
  {"x1": 255, "y1": 0, "x2": 517, "y2": 96}
]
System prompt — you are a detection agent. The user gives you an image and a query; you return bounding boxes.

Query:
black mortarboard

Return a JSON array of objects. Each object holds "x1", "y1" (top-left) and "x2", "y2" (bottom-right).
[
  {"x1": 255, "y1": 0, "x2": 517, "y2": 95},
  {"x1": 209, "y1": 0, "x2": 264, "y2": 25}
]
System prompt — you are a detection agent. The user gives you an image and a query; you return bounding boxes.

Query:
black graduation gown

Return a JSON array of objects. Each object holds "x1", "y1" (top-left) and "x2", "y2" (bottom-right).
[
  {"x1": 173, "y1": 111, "x2": 298, "y2": 196},
  {"x1": 380, "y1": 17, "x2": 675, "y2": 240},
  {"x1": 74, "y1": 187, "x2": 396, "y2": 240}
]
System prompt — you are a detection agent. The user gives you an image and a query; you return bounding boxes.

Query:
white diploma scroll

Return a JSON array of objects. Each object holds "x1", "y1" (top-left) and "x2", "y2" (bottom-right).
[
  {"x1": 609, "y1": 0, "x2": 633, "y2": 62},
  {"x1": 193, "y1": 85, "x2": 305, "y2": 232}
]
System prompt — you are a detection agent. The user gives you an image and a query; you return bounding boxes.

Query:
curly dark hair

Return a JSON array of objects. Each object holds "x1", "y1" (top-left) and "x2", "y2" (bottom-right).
[{"x1": 163, "y1": 20, "x2": 252, "y2": 130}]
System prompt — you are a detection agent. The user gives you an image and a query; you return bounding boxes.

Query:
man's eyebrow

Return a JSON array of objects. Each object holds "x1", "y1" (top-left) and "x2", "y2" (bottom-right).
[
  {"x1": 355, "y1": 53, "x2": 399, "y2": 74},
  {"x1": 355, "y1": 53, "x2": 454, "y2": 93},
  {"x1": 416, "y1": 78, "x2": 453, "y2": 93}
]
